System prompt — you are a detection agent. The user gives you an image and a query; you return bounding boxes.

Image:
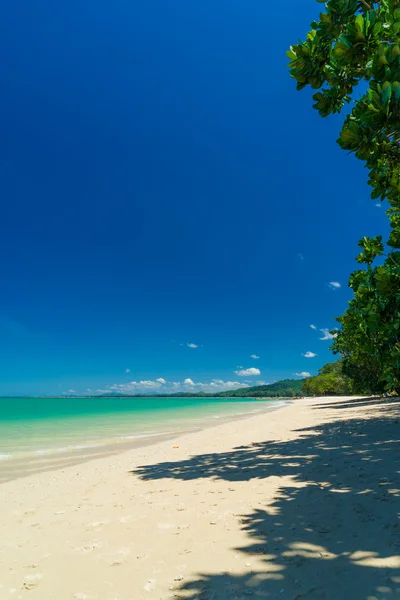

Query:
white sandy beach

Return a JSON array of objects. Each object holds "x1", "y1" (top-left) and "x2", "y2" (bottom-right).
[{"x1": 0, "y1": 396, "x2": 399, "y2": 600}]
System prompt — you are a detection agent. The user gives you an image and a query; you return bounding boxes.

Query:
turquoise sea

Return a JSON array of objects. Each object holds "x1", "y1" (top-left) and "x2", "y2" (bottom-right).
[{"x1": 0, "y1": 396, "x2": 281, "y2": 482}]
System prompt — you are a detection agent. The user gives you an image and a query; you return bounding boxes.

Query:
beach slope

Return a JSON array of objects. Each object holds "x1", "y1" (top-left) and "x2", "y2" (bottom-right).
[{"x1": 0, "y1": 396, "x2": 399, "y2": 599}]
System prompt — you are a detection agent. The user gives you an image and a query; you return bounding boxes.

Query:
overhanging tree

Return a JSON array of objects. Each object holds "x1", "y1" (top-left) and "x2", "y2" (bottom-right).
[{"x1": 288, "y1": 0, "x2": 400, "y2": 392}]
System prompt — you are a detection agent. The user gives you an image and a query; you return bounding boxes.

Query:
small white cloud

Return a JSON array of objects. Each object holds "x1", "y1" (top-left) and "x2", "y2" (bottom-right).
[
  {"x1": 328, "y1": 281, "x2": 341, "y2": 290},
  {"x1": 138, "y1": 380, "x2": 161, "y2": 388},
  {"x1": 319, "y1": 328, "x2": 338, "y2": 341},
  {"x1": 375, "y1": 203, "x2": 382, "y2": 208},
  {"x1": 156, "y1": 377, "x2": 166, "y2": 384},
  {"x1": 125, "y1": 368, "x2": 131, "y2": 373},
  {"x1": 186, "y1": 343, "x2": 198, "y2": 349},
  {"x1": 310, "y1": 324, "x2": 317, "y2": 330},
  {"x1": 302, "y1": 351, "x2": 317, "y2": 358},
  {"x1": 184, "y1": 378, "x2": 195, "y2": 385},
  {"x1": 250, "y1": 354, "x2": 260, "y2": 359},
  {"x1": 68, "y1": 389, "x2": 76, "y2": 393},
  {"x1": 298, "y1": 253, "x2": 304, "y2": 261},
  {"x1": 234, "y1": 367, "x2": 261, "y2": 377},
  {"x1": 295, "y1": 372, "x2": 311, "y2": 377},
  {"x1": 109, "y1": 380, "x2": 162, "y2": 392}
]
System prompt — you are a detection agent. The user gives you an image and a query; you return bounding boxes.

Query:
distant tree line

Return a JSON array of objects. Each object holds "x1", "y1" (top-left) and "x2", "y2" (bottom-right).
[{"x1": 217, "y1": 379, "x2": 303, "y2": 398}]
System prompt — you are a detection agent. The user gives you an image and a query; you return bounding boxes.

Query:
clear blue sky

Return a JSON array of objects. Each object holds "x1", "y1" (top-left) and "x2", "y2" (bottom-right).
[{"x1": 0, "y1": 0, "x2": 388, "y2": 396}]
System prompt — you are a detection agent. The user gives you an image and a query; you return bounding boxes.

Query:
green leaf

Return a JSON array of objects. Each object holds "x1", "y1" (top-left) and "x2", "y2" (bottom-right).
[
  {"x1": 373, "y1": 21, "x2": 382, "y2": 35},
  {"x1": 355, "y1": 14, "x2": 364, "y2": 32}
]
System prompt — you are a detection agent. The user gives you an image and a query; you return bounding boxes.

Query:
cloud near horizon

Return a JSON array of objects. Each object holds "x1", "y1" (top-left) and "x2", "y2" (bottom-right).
[
  {"x1": 295, "y1": 372, "x2": 311, "y2": 377},
  {"x1": 99, "y1": 377, "x2": 255, "y2": 395},
  {"x1": 302, "y1": 351, "x2": 317, "y2": 358},
  {"x1": 250, "y1": 354, "x2": 260, "y2": 359},
  {"x1": 234, "y1": 367, "x2": 261, "y2": 377}
]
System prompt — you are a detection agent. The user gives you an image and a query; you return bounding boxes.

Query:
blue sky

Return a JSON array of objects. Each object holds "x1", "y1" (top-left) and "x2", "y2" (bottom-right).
[{"x1": 0, "y1": 1, "x2": 388, "y2": 396}]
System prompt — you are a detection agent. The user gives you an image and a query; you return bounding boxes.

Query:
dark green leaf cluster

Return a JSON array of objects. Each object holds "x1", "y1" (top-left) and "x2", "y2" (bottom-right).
[
  {"x1": 331, "y1": 233, "x2": 400, "y2": 391},
  {"x1": 301, "y1": 361, "x2": 359, "y2": 395},
  {"x1": 288, "y1": 0, "x2": 400, "y2": 206}
]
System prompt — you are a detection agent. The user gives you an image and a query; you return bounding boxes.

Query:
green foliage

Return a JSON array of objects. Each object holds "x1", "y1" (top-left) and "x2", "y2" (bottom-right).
[
  {"x1": 332, "y1": 337, "x2": 386, "y2": 394},
  {"x1": 301, "y1": 361, "x2": 357, "y2": 396},
  {"x1": 289, "y1": 0, "x2": 400, "y2": 393},
  {"x1": 332, "y1": 236, "x2": 400, "y2": 391},
  {"x1": 288, "y1": 0, "x2": 400, "y2": 207}
]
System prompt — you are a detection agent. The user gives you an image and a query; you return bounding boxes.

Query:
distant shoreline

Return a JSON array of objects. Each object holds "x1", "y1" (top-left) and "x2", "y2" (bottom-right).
[
  {"x1": 0, "y1": 395, "x2": 300, "y2": 399},
  {"x1": 0, "y1": 377, "x2": 305, "y2": 399}
]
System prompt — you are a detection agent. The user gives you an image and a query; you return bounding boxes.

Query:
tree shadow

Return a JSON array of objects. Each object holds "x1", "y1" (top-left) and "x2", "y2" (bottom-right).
[
  {"x1": 313, "y1": 396, "x2": 395, "y2": 411},
  {"x1": 131, "y1": 398, "x2": 400, "y2": 599}
]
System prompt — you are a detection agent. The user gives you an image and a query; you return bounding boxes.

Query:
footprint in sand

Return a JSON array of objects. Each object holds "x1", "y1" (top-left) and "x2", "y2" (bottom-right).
[
  {"x1": 157, "y1": 523, "x2": 176, "y2": 531},
  {"x1": 118, "y1": 515, "x2": 133, "y2": 524},
  {"x1": 22, "y1": 573, "x2": 42, "y2": 590},
  {"x1": 144, "y1": 579, "x2": 156, "y2": 591},
  {"x1": 86, "y1": 521, "x2": 104, "y2": 530},
  {"x1": 109, "y1": 546, "x2": 132, "y2": 563},
  {"x1": 119, "y1": 547, "x2": 132, "y2": 556},
  {"x1": 75, "y1": 541, "x2": 102, "y2": 553}
]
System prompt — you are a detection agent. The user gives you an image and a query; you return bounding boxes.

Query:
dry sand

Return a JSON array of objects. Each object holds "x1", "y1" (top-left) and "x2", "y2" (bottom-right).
[{"x1": 0, "y1": 396, "x2": 399, "y2": 600}]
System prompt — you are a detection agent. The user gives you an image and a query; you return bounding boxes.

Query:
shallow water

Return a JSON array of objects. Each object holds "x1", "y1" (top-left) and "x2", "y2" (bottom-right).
[{"x1": 0, "y1": 396, "x2": 281, "y2": 481}]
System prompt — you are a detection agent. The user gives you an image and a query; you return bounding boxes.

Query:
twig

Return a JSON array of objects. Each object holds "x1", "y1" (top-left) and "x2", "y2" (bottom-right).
[{"x1": 360, "y1": 0, "x2": 373, "y2": 10}]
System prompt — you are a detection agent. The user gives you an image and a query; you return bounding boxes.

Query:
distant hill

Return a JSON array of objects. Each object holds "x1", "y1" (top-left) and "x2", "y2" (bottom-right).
[{"x1": 216, "y1": 379, "x2": 303, "y2": 398}]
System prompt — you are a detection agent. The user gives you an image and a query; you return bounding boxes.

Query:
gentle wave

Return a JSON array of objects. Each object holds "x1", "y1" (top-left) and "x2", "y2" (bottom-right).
[
  {"x1": 8, "y1": 432, "x2": 173, "y2": 460},
  {"x1": 120, "y1": 431, "x2": 176, "y2": 440},
  {"x1": 35, "y1": 443, "x2": 103, "y2": 456}
]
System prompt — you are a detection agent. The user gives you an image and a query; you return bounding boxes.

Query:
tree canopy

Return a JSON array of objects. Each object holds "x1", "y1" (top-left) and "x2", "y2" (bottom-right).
[
  {"x1": 302, "y1": 360, "x2": 362, "y2": 395},
  {"x1": 288, "y1": 0, "x2": 400, "y2": 393}
]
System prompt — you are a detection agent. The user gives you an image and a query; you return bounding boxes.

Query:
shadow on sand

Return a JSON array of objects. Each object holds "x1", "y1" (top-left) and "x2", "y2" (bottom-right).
[{"x1": 131, "y1": 398, "x2": 400, "y2": 599}]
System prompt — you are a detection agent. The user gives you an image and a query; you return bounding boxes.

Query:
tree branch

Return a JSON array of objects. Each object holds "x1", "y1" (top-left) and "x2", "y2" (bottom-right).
[{"x1": 360, "y1": 0, "x2": 373, "y2": 10}]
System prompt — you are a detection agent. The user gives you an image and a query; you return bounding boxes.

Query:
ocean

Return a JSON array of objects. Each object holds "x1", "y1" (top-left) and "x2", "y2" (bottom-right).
[{"x1": 0, "y1": 396, "x2": 281, "y2": 482}]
